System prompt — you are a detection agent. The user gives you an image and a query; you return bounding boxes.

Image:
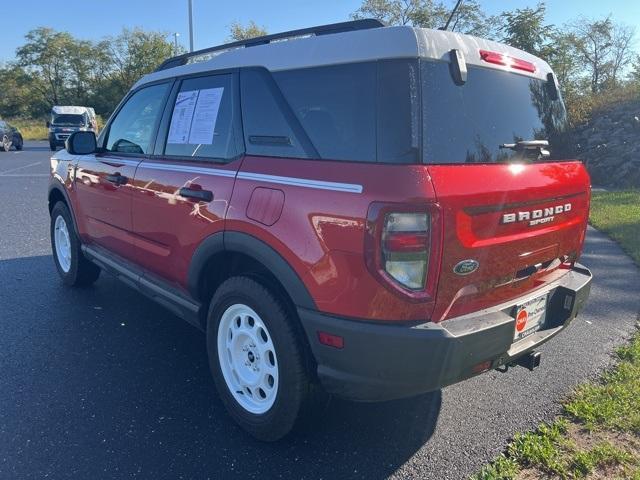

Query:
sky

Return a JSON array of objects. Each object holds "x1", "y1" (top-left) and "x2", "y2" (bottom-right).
[{"x1": 1, "y1": 0, "x2": 639, "y2": 63}]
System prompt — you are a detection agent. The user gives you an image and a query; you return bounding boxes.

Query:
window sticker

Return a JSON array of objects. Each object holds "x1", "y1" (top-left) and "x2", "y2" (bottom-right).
[
  {"x1": 188, "y1": 87, "x2": 224, "y2": 145},
  {"x1": 167, "y1": 87, "x2": 225, "y2": 146},
  {"x1": 167, "y1": 90, "x2": 198, "y2": 144}
]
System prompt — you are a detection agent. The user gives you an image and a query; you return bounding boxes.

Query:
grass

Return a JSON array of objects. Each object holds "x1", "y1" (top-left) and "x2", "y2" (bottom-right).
[
  {"x1": 473, "y1": 190, "x2": 640, "y2": 479},
  {"x1": 589, "y1": 190, "x2": 640, "y2": 264},
  {"x1": 473, "y1": 335, "x2": 640, "y2": 479},
  {"x1": 9, "y1": 118, "x2": 49, "y2": 141},
  {"x1": 7, "y1": 116, "x2": 105, "y2": 141}
]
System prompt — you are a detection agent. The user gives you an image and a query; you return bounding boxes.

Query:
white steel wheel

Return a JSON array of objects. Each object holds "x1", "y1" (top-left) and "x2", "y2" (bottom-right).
[
  {"x1": 217, "y1": 303, "x2": 279, "y2": 414},
  {"x1": 54, "y1": 215, "x2": 72, "y2": 273}
]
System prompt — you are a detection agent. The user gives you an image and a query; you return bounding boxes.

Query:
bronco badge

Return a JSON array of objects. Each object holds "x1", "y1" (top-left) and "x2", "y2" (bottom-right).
[{"x1": 453, "y1": 259, "x2": 479, "y2": 276}]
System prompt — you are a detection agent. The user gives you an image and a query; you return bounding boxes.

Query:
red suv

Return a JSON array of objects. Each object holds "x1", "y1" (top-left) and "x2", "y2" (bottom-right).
[{"x1": 49, "y1": 20, "x2": 592, "y2": 441}]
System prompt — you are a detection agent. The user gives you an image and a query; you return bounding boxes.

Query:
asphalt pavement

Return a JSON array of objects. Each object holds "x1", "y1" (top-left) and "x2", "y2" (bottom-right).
[{"x1": 1, "y1": 142, "x2": 639, "y2": 479}]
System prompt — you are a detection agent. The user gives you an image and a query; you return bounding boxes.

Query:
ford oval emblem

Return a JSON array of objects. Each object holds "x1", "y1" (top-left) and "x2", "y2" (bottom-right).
[{"x1": 453, "y1": 259, "x2": 479, "y2": 276}]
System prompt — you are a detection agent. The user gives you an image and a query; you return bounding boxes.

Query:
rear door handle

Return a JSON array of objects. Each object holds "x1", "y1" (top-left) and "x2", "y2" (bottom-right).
[
  {"x1": 106, "y1": 173, "x2": 128, "y2": 185},
  {"x1": 179, "y1": 187, "x2": 213, "y2": 202}
]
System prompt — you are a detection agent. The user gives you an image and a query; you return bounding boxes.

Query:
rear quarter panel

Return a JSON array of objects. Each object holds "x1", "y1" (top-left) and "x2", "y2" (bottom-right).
[{"x1": 227, "y1": 155, "x2": 438, "y2": 321}]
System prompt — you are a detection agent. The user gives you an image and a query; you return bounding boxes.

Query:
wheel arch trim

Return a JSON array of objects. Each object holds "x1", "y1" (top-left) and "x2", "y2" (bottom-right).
[
  {"x1": 48, "y1": 180, "x2": 80, "y2": 234},
  {"x1": 187, "y1": 231, "x2": 317, "y2": 311}
]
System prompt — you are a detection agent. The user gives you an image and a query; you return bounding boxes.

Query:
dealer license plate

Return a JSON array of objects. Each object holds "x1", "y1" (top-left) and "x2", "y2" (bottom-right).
[{"x1": 514, "y1": 293, "x2": 548, "y2": 341}]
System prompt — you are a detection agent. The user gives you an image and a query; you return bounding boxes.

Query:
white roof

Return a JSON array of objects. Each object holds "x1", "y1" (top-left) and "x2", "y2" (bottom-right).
[
  {"x1": 134, "y1": 26, "x2": 552, "y2": 90},
  {"x1": 52, "y1": 106, "x2": 91, "y2": 115}
]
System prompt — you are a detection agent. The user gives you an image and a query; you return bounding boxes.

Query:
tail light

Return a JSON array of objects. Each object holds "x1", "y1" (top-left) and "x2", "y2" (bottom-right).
[
  {"x1": 365, "y1": 203, "x2": 442, "y2": 301},
  {"x1": 383, "y1": 213, "x2": 430, "y2": 290},
  {"x1": 479, "y1": 49, "x2": 536, "y2": 73}
]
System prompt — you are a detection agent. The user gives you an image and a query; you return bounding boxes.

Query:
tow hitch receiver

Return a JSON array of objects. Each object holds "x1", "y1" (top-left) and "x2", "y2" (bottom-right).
[
  {"x1": 515, "y1": 351, "x2": 542, "y2": 371},
  {"x1": 496, "y1": 351, "x2": 542, "y2": 373}
]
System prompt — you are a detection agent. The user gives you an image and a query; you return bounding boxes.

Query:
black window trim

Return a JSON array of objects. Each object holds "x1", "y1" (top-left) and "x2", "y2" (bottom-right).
[
  {"x1": 240, "y1": 66, "x2": 320, "y2": 160},
  {"x1": 150, "y1": 68, "x2": 244, "y2": 165},
  {"x1": 241, "y1": 60, "x2": 423, "y2": 165},
  {"x1": 97, "y1": 79, "x2": 174, "y2": 159}
]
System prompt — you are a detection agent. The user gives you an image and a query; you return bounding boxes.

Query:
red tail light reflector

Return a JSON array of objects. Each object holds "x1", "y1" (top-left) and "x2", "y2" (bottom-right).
[
  {"x1": 384, "y1": 232, "x2": 429, "y2": 253},
  {"x1": 318, "y1": 331, "x2": 344, "y2": 349},
  {"x1": 479, "y1": 49, "x2": 536, "y2": 73}
]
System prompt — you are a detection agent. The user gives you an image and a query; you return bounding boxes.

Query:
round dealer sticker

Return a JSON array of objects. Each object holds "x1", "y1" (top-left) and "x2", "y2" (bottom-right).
[{"x1": 516, "y1": 309, "x2": 528, "y2": 332}]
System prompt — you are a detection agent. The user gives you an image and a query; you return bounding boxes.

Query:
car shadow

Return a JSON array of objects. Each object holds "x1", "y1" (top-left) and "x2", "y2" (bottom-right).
[{"x1": 0, "y1": 254, "x2": 441, "y2": 480}]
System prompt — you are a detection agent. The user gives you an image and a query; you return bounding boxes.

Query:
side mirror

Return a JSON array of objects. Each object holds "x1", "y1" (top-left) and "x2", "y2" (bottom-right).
[
  {"x1": 66, "y1": 131, "x2": 97, "y2": 155},
  {"x1": 46, "y1": 121, "x2": 50, "y2": 128}
]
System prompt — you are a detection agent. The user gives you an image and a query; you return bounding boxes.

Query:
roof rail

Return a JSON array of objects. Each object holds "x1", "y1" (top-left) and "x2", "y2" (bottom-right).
[{"x1": 155, "y1": 19, "x2": 385, "y2": 72}]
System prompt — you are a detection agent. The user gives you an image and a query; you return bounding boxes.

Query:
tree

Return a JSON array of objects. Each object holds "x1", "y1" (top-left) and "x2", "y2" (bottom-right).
[
  {"x1": 544, "y1": 31, "x2": 582, "y2": 95},
  {"x1": 609, "y1": 24, "x2": 636, "y2": 87},
  {"x1": 352, "y1": 0, "x2": 423, "y2": 26},
  {"x1": 16, "y1": 27, "x2": 76, "y2": 105},
  {"x1": 0, "y1": 64, "x2": 49, "y2": 117},
  {"x1": 571, "y1": 17, "x2": 615, "y2": 93},
  {"x1": 499, "y1": 3, "x2": 550, "y2": 56},
  {"x1": 631, "y1": 55, "x2": 640, "y2": 84},
  {"x1": 352, "y1": 0, "x2": 497, "y2": 37},
  {"x1": 107, "y1": 28, "x2": 174, "y2": 97},
  {"x1": 228, "y1": 21, "x2": 268, "y2": 41}
]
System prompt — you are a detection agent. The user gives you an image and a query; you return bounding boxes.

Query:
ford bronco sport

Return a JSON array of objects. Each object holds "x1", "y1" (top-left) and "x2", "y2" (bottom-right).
[{"x1": 49, "y1": 20, "x2": 593, "y2": 441}]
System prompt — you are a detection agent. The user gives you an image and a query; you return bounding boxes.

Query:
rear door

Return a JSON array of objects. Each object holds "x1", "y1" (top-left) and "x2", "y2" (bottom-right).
[
  {"x1": 74, "y1": 82, "x2": 171, "y2": 261},
  {"x1": 130, "y1": 71, "x2": 242, "y2": 288},
  {"x1": 419, "y1": 59, "x2": 591, "y2": 321}
]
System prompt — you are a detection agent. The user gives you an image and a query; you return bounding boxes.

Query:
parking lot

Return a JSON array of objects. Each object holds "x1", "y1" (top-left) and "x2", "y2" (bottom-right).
[{"x1": 1, "y1": 142, "x2": 639, "y2": 479}]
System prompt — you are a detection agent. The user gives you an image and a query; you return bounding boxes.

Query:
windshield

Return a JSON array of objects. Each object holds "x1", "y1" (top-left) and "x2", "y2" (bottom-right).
[
  {"x1": 421, "y1": 60, "x2": 574, "y2": 164},
  {"x1": 51, "y1": 114, "x2": 86, "y2": 127}
]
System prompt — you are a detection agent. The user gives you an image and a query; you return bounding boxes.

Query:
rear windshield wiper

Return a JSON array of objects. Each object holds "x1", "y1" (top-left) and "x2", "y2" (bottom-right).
[{"x1": 499, "y1": 140, "x2": 550, "y2": 159}]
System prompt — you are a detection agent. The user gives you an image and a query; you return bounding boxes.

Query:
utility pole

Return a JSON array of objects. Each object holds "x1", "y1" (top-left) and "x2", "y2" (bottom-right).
[
  {"x1": 188, "y1": 0, "x2": 194, "y2": 52},
  {"x1": 173, "y1": 32, "x2": 180, "y2": 55}
]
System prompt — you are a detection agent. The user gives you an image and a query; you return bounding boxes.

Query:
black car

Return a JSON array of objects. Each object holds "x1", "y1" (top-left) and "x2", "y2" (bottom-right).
[{"x1": 0, "y1": 120, "x2": 24, "y2": 152}]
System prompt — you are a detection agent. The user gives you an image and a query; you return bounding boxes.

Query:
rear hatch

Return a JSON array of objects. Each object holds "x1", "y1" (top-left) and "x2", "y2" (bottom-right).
[{"x1": 419, "y1": 58, "x2": 591, "y2": 321}]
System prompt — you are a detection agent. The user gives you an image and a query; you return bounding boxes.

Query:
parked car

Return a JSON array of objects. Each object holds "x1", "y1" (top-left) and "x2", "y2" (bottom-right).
[
  {"x1": 0, "y1": 119, "x2": 23, "y2": 152},
  {"x1": 47, "y1": 106, "x2": 97, "y2": 151},
  {"x1": 48, "y1": 20, "x2": 593, "y2": 441}
]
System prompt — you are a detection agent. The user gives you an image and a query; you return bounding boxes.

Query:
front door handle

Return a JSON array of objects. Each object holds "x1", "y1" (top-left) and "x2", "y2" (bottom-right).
[
  {"x1": 179, "y1": 187, "x2": 213, "y2": 202},
  {"x1": 106, "y1": 173, "x2": 128, "y2": 185}
]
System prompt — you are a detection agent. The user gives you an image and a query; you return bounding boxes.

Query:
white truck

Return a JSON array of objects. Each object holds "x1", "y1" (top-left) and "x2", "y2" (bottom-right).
[{"x1": 47, "y1": 106, "x2": 97, "y2": 151}]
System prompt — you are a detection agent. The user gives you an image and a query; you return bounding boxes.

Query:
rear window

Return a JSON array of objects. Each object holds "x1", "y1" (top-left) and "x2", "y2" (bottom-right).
[
  {"x1": 241, "y1": 60, "x2": 420, "y2": 164},
  {"x1": 52, "y1": 114, "x2": 86, "y2": 127},
  {"x1": 421, "y1": 60, "x2": 574, "y2": 164}
]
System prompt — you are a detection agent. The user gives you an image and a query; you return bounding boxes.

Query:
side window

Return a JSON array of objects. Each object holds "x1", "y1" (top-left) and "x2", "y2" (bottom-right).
[
  {"x1": 274, "y1": 63, "x2": 377, "y2": 162},
  {"x1": 240, "y1": 68, "x2": 311, "y2": 159},
  {"x1": 105, "y1": 83, "x2": 170, "y2": 155},
  {"x1": 164, "y1": 74, "x2": 236, "y2": 160}
]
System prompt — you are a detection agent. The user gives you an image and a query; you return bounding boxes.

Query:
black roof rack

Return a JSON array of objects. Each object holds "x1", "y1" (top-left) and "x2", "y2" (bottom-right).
[{"x1": 155, "y1": 19, "x2": 385, "y2": 72}]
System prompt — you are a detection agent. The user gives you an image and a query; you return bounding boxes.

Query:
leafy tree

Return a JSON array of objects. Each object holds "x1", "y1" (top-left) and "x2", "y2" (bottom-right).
[
  {"x1": 570, "y1": 17, "x2": 615, "y2": 93},
  {"x1": 228, "y1": 21, "x2": 268, "y2": 41},
  {"x1": 0, "y1": 64, "x2": 48, "y2": 117},
  {"x1": 352, "y1": 0, "x2": 497, "y2": 37},
  {"x1": 430, "y1": 0, "x2": 498, "y2": 38},
  {"x1": 499, "y1": 3, "x2": 550, "y2": 56},
  {"x1": 15, "y1": 27, "x2": 76, "y2": 105},
  {"x1": 609, "y1": 23, "x2": 636, "y2": 87},
  {"x1": 631, "y1": 55, "x2": 640, "y2": 84},
  {"x1": 352, "y1": 0, "x2": 423, "y2": 26},
  {"x1": 107, "y1": 28, "x2": 174, "y2": 95}
]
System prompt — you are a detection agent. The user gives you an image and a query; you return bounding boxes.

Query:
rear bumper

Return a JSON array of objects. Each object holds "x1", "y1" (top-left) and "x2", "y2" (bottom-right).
[{"x1": 298, "y1": 264, "x2": 592, "y2": 402}]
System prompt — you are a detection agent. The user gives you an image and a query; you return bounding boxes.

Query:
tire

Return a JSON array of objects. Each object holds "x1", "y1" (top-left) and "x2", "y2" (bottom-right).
[
  {"x1": 14, "y1": 136, "x2": 23, "y2": 151},
  {"x1": 207, "y1": 276, "x2": 313, "y2": 441},
  {"x1": 50, "y1": 142, "x2": 56, "y2": 151},
  {"x1": 1, "y1": 135, "x2": 11, "y2": 152},
  {"x1": 50, "y1": 202, "x2": 100, "y2": 287}
]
